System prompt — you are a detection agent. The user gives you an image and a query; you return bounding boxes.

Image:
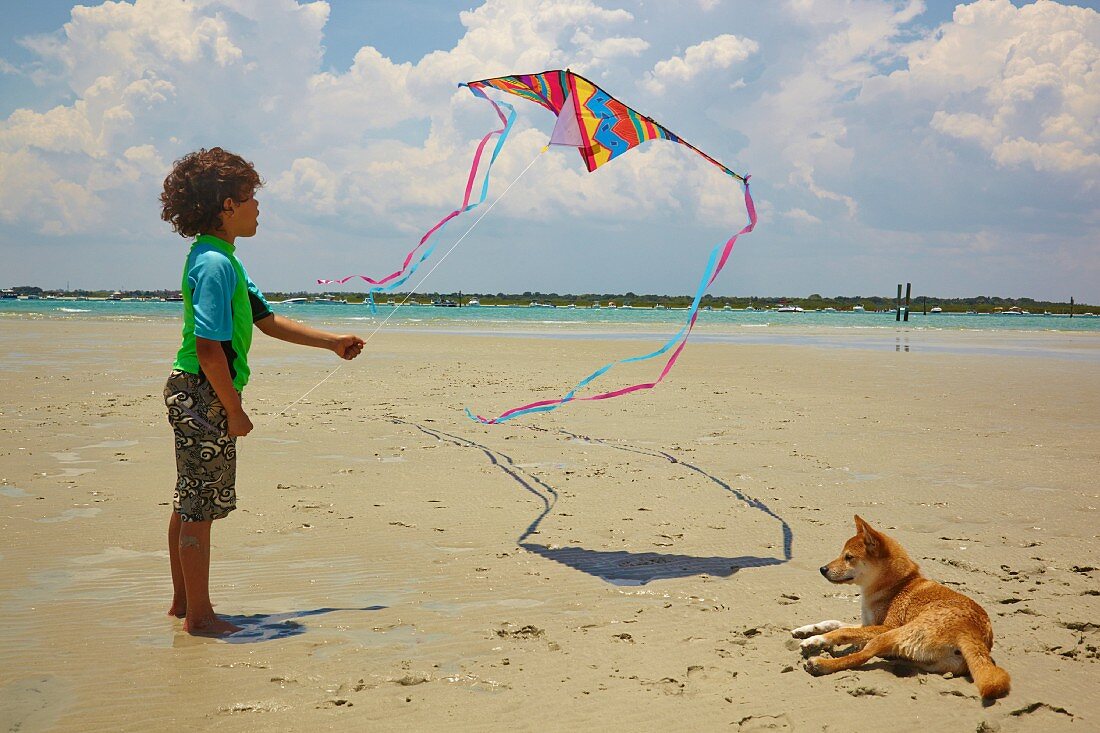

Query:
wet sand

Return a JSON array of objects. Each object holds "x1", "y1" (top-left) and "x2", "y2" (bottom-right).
[{"x1": 0, "y1": 319, "x2": 1097, "y2": 732}]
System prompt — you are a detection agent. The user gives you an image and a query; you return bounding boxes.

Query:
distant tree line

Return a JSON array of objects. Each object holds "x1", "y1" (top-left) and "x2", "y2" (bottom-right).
[{"x1": 5, "y1": 286, "x2": 1094, "y2": 313}]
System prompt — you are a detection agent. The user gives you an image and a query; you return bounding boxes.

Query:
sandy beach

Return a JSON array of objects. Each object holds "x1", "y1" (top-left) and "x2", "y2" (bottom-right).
[{"x1": 0, "y1": 318, "x2": 1097, "y2": 732}]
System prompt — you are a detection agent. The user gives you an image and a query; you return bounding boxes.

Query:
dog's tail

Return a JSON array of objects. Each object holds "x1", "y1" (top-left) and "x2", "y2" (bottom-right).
[{"x1": 959, "y1": 636, "x2": 1011, "y2": 699}]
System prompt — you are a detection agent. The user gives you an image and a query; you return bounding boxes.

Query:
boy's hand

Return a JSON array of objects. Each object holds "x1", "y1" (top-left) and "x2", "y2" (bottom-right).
[
  {"x1": 227, "y1": 409, "x2": 254, "y2": 437},
  {"x1": 333, "y1": 334, "x2": 365, "y2": 360}
]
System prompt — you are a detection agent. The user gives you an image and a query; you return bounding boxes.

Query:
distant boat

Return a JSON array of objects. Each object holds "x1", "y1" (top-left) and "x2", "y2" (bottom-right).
[
  {"x1": 822, "y1": 307, "x2": 836, "y2": 312},
  {"x1": 275, "y1": 297, "x2": 309, "y2": 304},
  {"x1": 744, "y1": 305, "x2": 755, "y2": 311},
  {"x1": 0, "y1": 289, "x2": 16, "y2": 299},
  {"x1": 998, "y1": 307, "x2": 1027, "y2": 315},
  {"x1": 312, "y1": 295, "x2": 348, "y2": 305},
  {"x1": 723, "y1": 304, "x2": 732, "y2": 310},
  {"x1": 433, "y1": 299, "x2": 459, "y2": 307},
  {"x1": 591, "y1": 301, "x2": 600, "y2": 309},
  {"x1": 852, "y1": 305, "x2": 865, "y2": 312},
  {"x1": 466, "y1": 298, "x2": 480, "y2": 306},
  {"x1": 108, "y1": 291, "x2": 123, "y2": 301},
  {"x1": 776, "y1": 305, "x2": 804, "y2": 312},
  {"x1": 930, "y1": 306, "x2": 943, "y2": 313}
]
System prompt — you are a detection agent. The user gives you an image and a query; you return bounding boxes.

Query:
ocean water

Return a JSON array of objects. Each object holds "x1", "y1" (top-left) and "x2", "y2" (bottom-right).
[{"x1": 3, "y1": 298, "x2": 1099, "y2": 335}]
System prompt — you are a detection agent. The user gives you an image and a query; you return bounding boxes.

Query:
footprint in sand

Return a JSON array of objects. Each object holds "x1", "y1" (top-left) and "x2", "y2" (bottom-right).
[{"x1": 734, "y1": 713, "x2": 793, "y2": 731}]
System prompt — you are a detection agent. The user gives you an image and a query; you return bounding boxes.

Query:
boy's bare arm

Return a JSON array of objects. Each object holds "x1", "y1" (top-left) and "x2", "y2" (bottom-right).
[
  {"x1": 195, "y1": 337, "x2": 253, "y2": 437},
  {"x1": 255, "y1": 314, "x2": 364, "y2": 359}
]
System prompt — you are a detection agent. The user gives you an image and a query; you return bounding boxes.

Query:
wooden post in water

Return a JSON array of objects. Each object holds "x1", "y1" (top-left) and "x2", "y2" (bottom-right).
[
  {"x1": 1070, "y1": 296, "x2": 1074, "y2": 318},
  {"x1": 896, "y1": 283, "x2": 903, "y2": 321},
  {"x1": 904, "y1": 283, "x2": 912, "y2": 322}
]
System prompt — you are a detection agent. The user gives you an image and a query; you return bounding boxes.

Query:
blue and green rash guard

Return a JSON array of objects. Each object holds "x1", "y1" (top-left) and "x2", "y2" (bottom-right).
[{"x1": 173, "y1": 234, "x2": 272, "y2": 392}]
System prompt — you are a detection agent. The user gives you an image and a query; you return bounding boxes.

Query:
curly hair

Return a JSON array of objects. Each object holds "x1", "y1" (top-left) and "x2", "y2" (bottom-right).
[{"x1": 160, "y1": 147, "x2": 264, "y2": 238}]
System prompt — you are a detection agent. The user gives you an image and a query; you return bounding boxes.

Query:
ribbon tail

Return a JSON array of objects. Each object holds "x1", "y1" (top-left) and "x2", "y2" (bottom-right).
[
  {"x1": 469, "y1": 177, "x2": 758, "y2": 425},
  {"x1": 315, "y1": 88, "x2": 516, "y2": 299}
]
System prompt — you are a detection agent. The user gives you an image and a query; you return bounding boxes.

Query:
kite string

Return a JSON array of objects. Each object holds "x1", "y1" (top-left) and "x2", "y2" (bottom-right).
[{"x1": 273, "y1": 145, "x2": 549, "y2": 419}]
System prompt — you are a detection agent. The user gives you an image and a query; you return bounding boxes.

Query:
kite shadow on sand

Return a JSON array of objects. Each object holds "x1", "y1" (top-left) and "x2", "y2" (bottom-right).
[{"x1": 391, "y1": 418, "x2": 792, "y2": 586}]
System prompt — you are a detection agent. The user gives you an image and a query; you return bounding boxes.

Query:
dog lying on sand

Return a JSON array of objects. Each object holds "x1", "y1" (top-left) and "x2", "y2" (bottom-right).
[{"x1": 791, "y1": 515, "x2": 1010, "y2": 700}]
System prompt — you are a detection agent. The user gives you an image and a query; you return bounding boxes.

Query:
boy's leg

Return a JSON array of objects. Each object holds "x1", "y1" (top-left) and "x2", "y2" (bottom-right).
[
  {"x1": 167, "y1": 511, "x2": 187, "y2": 617},
  {"x1": 179, "y1": 518, "x2": 240, "y2": 636}
]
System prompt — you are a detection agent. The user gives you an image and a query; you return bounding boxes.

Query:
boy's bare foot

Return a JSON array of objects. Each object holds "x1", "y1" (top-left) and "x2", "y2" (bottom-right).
[
  {"x1": 167, "y1": 599, "x2": 187, "y2": 618},
  {"x1": 183, "y1": 613, "x2": 241, "y2": 636}
]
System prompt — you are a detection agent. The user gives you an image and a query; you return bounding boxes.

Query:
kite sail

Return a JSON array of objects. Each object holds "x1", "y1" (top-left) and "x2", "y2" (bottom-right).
[
  {"x1": 459, "y1": 70, "x2": 757, "y2": 424},
  {"x1": 465, "y1": 70, "x2": 746, "y2": 182}
]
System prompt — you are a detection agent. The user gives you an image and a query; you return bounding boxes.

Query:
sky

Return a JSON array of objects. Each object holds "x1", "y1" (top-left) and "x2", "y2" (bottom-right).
[{"x1": 0, "y1": 0, "x2": 1097, "y2": 301}]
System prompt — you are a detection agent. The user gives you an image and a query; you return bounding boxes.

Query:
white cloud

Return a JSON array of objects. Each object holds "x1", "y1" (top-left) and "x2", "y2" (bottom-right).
[
  {"x1": 122, "y1": 144, "x2": 166, "y2": 175},
  {"x1": 783, "y1": 207, "x2": 822, "y2": 224},
  {"x1": 889, "y1": 0, "x2": 1100, "y2": 174},
  {"x1": 0, "y1": 149, "x2": 103, "y2": 235},
  {"x1": 571, "y1": 29, "x2": 649, "y2": 65},
  {"x1": 740, "y1": 1, "x2": 926, "y2": 220},
  {"x1": 270, "y1": 157, "x2": 341, "y2": 214},
  {"x1": 0, "y1": 0, "x2": 332, "y2": 234},
  {"x1": 0, "y1": 102, "x2": 100, "y2": 155},
  {"x1": 44, "y1": 179, "x2": 102, "y2": 235},
  {"x1": 642, "y1": 34, "x2": 759, "y2": 94}
]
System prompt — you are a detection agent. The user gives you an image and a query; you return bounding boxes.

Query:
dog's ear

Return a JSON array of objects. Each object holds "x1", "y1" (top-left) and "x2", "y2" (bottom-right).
[{"x1": 855, "y1": 515, "x2": 883, "y2": 556}]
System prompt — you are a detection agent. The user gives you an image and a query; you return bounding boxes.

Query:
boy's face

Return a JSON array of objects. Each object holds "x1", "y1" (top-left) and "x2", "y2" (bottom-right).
[{"x1": 225, "y1": 191, "x2": 259, "y2": 239}]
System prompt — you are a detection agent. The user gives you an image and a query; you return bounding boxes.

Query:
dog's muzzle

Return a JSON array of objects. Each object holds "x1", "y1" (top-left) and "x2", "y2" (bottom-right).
[{"x1": 819, "y1": 566, "x2": 829, "y2": 577}]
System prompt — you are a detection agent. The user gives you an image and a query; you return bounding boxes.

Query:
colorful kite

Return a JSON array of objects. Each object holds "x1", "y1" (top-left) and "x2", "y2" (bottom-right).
[
  {"x1": 318, "y1": 69, "x2": 756, "y2": 424},
  {"x1": 466, "y1": 70, "x2": 747, "y2": 182},
  {"x1": 460, "y1": 70, "x2": 756, "y2": 424}
]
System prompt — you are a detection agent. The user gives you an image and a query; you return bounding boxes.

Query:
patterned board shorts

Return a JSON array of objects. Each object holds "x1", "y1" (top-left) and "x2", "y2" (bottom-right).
[{"x1": 164, "y1": 370, "x2": 237, "y2": 522}]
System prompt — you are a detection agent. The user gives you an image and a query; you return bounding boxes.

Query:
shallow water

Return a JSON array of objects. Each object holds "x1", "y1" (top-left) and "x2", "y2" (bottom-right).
[{"x1": 4, "y1": 298, "x2": 1100, "y2": 334}]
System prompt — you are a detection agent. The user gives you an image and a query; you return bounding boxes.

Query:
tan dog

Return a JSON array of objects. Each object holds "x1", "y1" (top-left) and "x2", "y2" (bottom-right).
[{"x1": 791, "y1": 515, "x2": 1010, "y2": 699}]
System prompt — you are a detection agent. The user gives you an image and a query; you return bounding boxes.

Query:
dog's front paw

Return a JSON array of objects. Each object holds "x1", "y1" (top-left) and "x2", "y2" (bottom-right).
[
  {"x1": 791, "y1": 620, "x2": 844, "y2": 638},
  {"x1": 804, "y1": 656, "x2": 830, "y2": 676},
  {"x1": 799, "y1": 635, "x2": 829, "y2": 656}
]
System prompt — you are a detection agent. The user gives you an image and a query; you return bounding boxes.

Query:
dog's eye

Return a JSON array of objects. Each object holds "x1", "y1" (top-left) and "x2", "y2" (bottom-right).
[{"x1": 844, "y1": 554, "x2": 853, "y2": 562}]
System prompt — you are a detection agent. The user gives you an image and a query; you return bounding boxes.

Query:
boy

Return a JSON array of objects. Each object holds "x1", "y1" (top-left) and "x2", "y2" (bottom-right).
[{"x1": 160, "y1": 147, "x2": 364, "y2": 635}]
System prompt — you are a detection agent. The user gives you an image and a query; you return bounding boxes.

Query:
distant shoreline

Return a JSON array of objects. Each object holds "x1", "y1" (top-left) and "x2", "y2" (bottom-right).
[{"x1": 1, "y1": 288, "x2": 1094, "y2": 315}]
